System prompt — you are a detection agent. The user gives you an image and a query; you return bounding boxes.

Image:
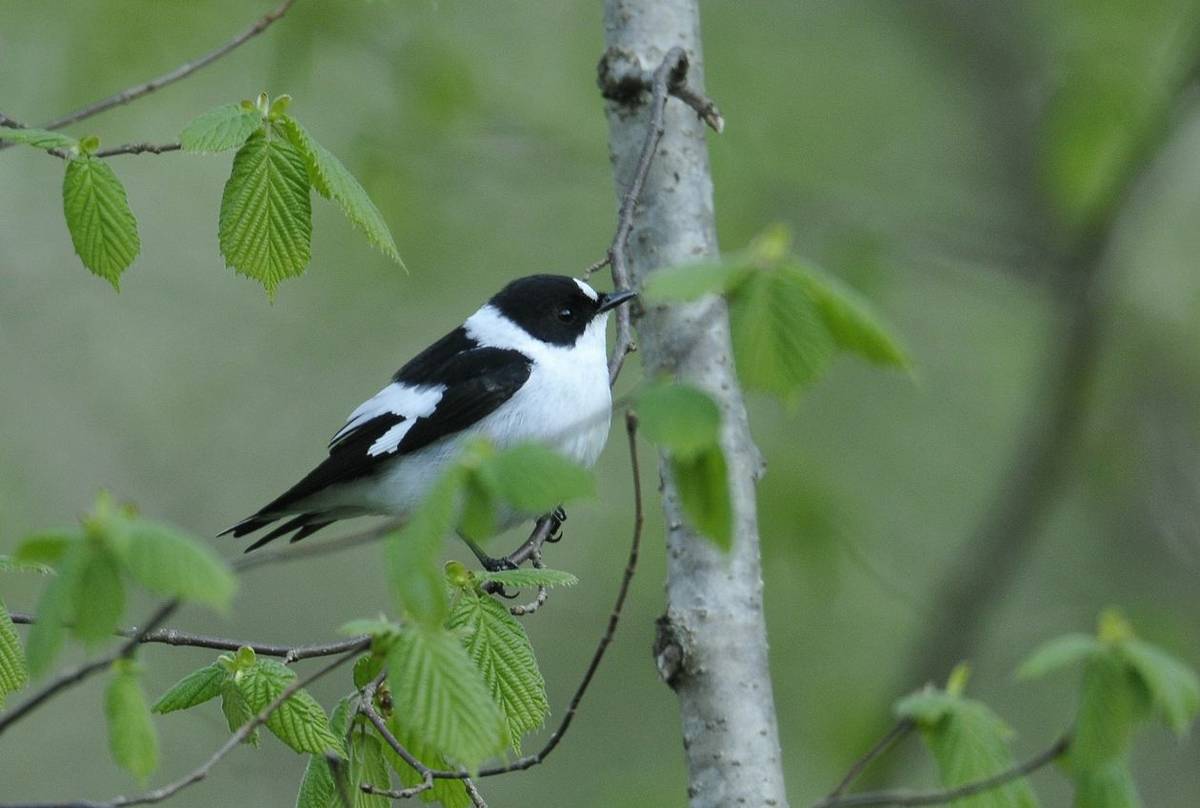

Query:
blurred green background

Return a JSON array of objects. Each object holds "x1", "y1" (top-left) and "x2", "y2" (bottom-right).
[{"x1": 3, "y1": 0, "x2": 1199, "y2": 805}]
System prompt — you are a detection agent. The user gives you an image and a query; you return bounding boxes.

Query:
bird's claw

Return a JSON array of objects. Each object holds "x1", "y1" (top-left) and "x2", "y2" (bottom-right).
[{"x1": 480, "y1": 555, "x2": 520, "y2": 573}]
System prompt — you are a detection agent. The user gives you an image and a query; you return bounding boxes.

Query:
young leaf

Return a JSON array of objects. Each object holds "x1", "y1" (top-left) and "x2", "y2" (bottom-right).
[
  {"x1": 893, "y1": 688, "x2": 961, "y2": 725},
  {"x1": 799, "y1": 265, "x2": 909, "y2": 368},
  {"x1": 383, "y1": 715, "x2": 472, "y2": 808},
  {"x1": 386, "y1": 624, "x2": 507, "y2": 769},
  {"x1": 1119, "y1": 639, "x2": 1200, "y2": 737},
  {"x1": 1070, "y1": 651, "x2": 1146, "y2": 771},
  {"x1": 296, "y1": 754, "x2": 340, "y2": 808},
  {"x1": 448, "y1": 590, "x2": 548, "y2": 753},
  {"x1": 474, "y1": 568, "x2": 578, "y2": 590},
  {"x1": 62, "y1": 156, "x2": 141, "y2": 288},
  {"x1": 637, "y1": 382, "x2": 721, "y2": 459},
  {"x1": 72, "y1": 545, "x2": 125, "y2": 645},
  {"x1": 221, "y1": 677, "x2": 260, "y2": 746},
  {"x1": 279, "y1": 117, "x2": 402, "y2": 265},
  {"x1": 0, "y1": 555, "x2": 55, "y2": 575},
  {"x1": 180, "y1": 103, "x2": 262, "y2": 153},
  {"x1": 105, "y1": 660, "x2": 159, "y2": 783},
  {"x1": 388, "y1": 472, "x2": 458, "y2": 627},
  {"x1": 239, "y1": 659, "x2": 343, "y2": 755},
  {"x1": 23, "y1": 541, "x2": 88, "y2": 678},
  {"x1": 920, "y1": 699, "x2": 1040, "y2": 808},
  {"x1": 1072, "y1": 759, "x2": 1142, "y2": 808},
  {"x1": 219, "y1": 128, "x2": 312, "y2": 292},
  {"x1": 14, "y1": 533, "x2": 73, "y2": 566},
  {"x1": 1017, "y1": 633, "x2": 1103, "y2": 681},
  {"x1": 483, "y1": 443, "x2": 595, "y2": 515},
  {"x1": 728, "y1": 267, "x2": 834, "y2": 401},
  {"x1": 641, "y1": 258, "x2": 750, "y2": 303},
  {"x1": 152, "y1": 663, "x2": 228, "y2": 714},
  {"x1": 458, "y1": 471, "x2": 497, "y2": 543},
  {"x1": 119, "y1": 520, "x2": 236, "y2": 610},
  {"x1": 0, "y1": 598, "x2": 29, "y2": 707},
  {"x1": 671, "y1": 445, "x2": 733, "y2": 550},
  {"x1": 0, "y1": 126, "x2": 77, "y2": 151},
  {"x1": 350, "y1": 729, "x2": 391, "y2": 808}
]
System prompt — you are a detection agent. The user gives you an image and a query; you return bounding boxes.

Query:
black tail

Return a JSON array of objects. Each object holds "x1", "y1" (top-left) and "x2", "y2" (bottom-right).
[{"x1": 220, "y1": 511, "x2": 335, "y2": 552}]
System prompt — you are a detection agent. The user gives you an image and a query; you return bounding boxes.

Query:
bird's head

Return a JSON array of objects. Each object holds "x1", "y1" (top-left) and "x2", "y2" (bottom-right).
[{"x1": 487, "y1": 274, "x2": 636, "y2": 348}]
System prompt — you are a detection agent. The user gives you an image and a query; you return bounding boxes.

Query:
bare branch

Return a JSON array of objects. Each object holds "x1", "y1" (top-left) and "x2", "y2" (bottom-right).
[
  {"x1": 812, "y1": 736, "x2": 1069, "y2": 808},
  {"x1": 0, "y1": 600, "x2": 179, "y2": 738},
  {"x1": 824, "y1": 720, "x2": 916, "y2": 801},
  {"x1": 95, "y1": 143, "x2": 182, "y2": 158}
]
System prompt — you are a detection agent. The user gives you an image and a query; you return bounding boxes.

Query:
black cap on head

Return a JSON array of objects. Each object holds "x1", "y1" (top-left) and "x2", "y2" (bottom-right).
[{"x1": 490, "y1": 274, "x2": 632, "y2": 346}]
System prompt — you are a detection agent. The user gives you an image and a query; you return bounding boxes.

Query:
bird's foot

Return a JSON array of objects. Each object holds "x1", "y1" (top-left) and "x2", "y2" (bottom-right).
[
  {"x1": 479, "y1": 554, "x2": 520, "y2": 573},
  {"x1": 545, "y1": 508, "x2": 566, "y2": 543}
]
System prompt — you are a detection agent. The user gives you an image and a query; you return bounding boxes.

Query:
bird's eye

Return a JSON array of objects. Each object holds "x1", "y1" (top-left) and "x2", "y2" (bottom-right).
[{"x1": 557, "y1": 306, "x2": 575, "y2": 323}]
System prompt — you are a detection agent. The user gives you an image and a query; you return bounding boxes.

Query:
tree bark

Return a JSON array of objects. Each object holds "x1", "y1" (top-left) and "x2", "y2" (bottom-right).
[{"x1": 601, "y1": 2, "x2": 790, "y2": 806}]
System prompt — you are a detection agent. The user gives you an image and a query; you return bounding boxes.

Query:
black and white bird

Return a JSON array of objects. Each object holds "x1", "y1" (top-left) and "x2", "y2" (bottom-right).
[{"x1": 222, "y1": 274, "x2": 636, "y2": 565}]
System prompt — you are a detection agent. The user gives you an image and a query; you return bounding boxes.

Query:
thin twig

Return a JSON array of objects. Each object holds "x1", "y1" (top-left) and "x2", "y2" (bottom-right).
[
  {"x1": 812, "y1": 736, "x2": 1069, "y2": 808},
  {"x1": 95, "y1": 143, "x2": 182, "y2": 158},
  {"x1": 464, "y1": 779, "x2": 488, "y2": 807},
  {"x1": 0, "y1": 600, "x2": 179, "y2": 738},
  {"x1": 427, "y1": 408, "x2": 645, "y2": 780},
  {"x1": 508, "y1": 550, "x2": 550, "y2": 616},
  {"x1": 824, "y1": 720, "x2": 916, "y2": 800},
  {"x1": 0, "y1": 643, "x2": 364, "y2": 808}
]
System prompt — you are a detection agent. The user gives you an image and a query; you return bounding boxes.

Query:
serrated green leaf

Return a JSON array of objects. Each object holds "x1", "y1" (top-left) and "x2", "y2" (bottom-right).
[
  {"x1": 1071, "y1": 651, "x2": 1147, "y2": 771},
  {"x1": 350, "y1": 729, "x2": 391, "y2": 808},
  {"x1": 799, "y1": 265, "x2": 908, "y2": 368},
  {"x1": 1072, "y1": 759, "x2": 1142, "y2": 808},
  {"x1": 641, "y1": 258, "x2": 751, "y2": 303},
  {"x1": 0, "y1": 126, "x2": 77, "y2": 151},
  {"x1": 483, "y1": 443, "x2": 595, "y2": 515},
  {"x1": 0, "y1": 555, "x2": 55, "y2": 575},
  {"x1": 62, "y1": 156, "x2": 141, "y2": 288},
  {"x1": 239, "y1": 659, "x2": 342, "y2": 755},
  {"x1": 387, "y1": 625, "x2": 506, "y2": 770},
  {"x1": 1018, "y1": 634, "x2": 1104, "y2": 681},
  {"x1": 14, "y1": 533, "x2": 73, "y2": 567},
  {"x1": 919, "y1": 699, "x2": 1040, "y2": 808},
  {"x1": 24, "y1": 541, "x2": 88, "y2": 678},
  {"x1": 296, "y1": 753, "x2": 341, "y2": 808},
  {"x1": 118, "y1": 520, "x2": 235, "y2": 609},
  {"x1": 0, "y1": 598, "x2": 29, "y2": 707},
  {"x1": 219, "y1": 128, "x2": 312, "y2": 292},
  {"x1": 388, "y1": 472, "x2": 458, "y2": 627},
  {"x1": 637, "y1": 382, "x2": 721, "y2": 459},
  {"x1": 671, "y1": 444, "x2": 732, "y2": 550},
  {"x1": 474, "y1": 568, "x2": 578, "y2": 590},
  {"x1": 279, "y1": 116, "x2": 402, "y2": 265},
  {"x1": 354, "y1": 652, "x2": 387, "y2": 690},
  {"x1": 448, "y1": 590, "x2": 548, "y2": 753},
  {"x1": 105, "y1": 660, "x2": 159, "y2": 783},
  {"x1": 152, "y1": 663, "x2": 227, "y2": 713},
  {"x1": 221, "y1": 677, "x2": 260, "y2": 746},
  {"x1": 1119, "y1": 639, "x2": 1200, "y2": 737},
  {"x1": 73, "y1": 544, "x2": 125, "y2": 645},
  {"x1": 728, "y1": 267, "x2": 834, "y2": 401},
  {"x1": 180, "y1": 103, "x2": 262, "y2": 153},
  {"x1": 383, "y1": 715, "x2": 472, "y2": 808}
]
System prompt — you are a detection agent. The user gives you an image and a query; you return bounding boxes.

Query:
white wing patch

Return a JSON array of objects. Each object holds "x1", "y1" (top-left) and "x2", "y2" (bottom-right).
[{"x1": 329, "y1": 382, "x2": 444, "y2": 455}]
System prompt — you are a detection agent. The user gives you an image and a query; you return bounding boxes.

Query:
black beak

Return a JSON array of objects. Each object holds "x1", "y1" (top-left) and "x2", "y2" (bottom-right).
[{"x1": 597, "y1": 288, "x2": 637, "y2": 313}]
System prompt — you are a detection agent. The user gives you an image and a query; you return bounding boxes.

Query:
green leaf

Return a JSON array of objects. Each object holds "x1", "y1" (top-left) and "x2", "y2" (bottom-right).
[
  {"x1": 296, "y1": 754, "x2": 341, "y2": 808},
  {"x1": 457, "y1": 471, "x2": 497, "y2": 543},
  {"x1": 799, "y1": 265, "x2": 908, "y2": 368},
  {"x1": 152, "y1": 663, "x2": 228, "y2": 713},
  {"x1": 62, "y1": 156, "x2": 141, "y2": 288},
  {"x1": 1070, "y1": 651, "x2": 1147, "y2": 771},
  {"x1": 383, "y1": 715, "x2": 472, "y2": 808},
  {"x1": 279, "y1": 117, "x2": 402, "y2": 265},
  {"x1": 0, "y1": 555, "x2": 55, "y2": 575},
  {"x1": 919, "y1": 699, "x2": 1040, "y2": 808},
  {"x1": 1073, "y1": 759, "x2": 1142, "y2": 808},
  {"x1": 894, "y1": 688, "x2": 961, "y2": 726},
  {"x1": 180, "y1": 103, "x2": 262, "y2": 153},
  {"x1": 350, "y1": 729, "x2": 391, "y2": 808},
  {"x1": 1119, "y1": 639, "x2": 1200, "y2": 737},
  {"x1": 14, "y1": 533, "x2": 73, "y2": 567},
  {"x1": 239, "y1": 659, "x2": 343, "y2": 755},
  {"x1": 474, "y1": 568, "x2": 578, "y2": 590},
  {"x1": 388, "y1": 472, "x2": 458, "y2": 627},
  {"x1": 671, "y1": 444, "x2": 733, "y2": 550},
  {"x1": 0, "y1": 126, "x2": 77, "y2": 151},
  {"x1": 637, "y1": 382, "x2": 722, "y2": 459},
  {"x1": 219, "y1": 128, "x2": 312, "y2": 292},
  {"x1": 105, "y1": 660, "x2": 159, "y2": 783},
  {"x1": 387, "y1": 625, "x2": 506, "y2": 769},
  {"x1": 24, "y1": 541, "x2": 88, "y2": 678},
  {"x1": 221, "y1": 676, "x2": 260, "y2": 746},
  {"x1": 728, "y1": 267, "x2": 835, "y2": 401},
  {"x1": 0, "y1": 598, "x2": 29, "y2": 707},
  {"x1": 339, "y1": 617, "x2": 403, "y2": 640},
  {"x1": 483, "y1": 443, "x2": 595, "y2": 515},
  {"x1": 1018, "y1": 634, "x2": 1103, "y2": 681},
  {"x1": 72, "y1": 544, "x2": 125, "y2": 645},
  {"x1": 641, "y1": 258, "x2": 750, "y2": 303},
  {"x1": 448, "y1": 590, "x2": 548, "y2": 753},
  {"x1": 118, "y1": 520, "x2": 236, "y2": 609}
]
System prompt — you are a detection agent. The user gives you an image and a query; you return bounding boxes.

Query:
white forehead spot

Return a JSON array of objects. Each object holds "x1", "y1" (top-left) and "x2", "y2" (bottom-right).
[{"x1": 574, "y1": 278, "x2": 599, "y2": 301}]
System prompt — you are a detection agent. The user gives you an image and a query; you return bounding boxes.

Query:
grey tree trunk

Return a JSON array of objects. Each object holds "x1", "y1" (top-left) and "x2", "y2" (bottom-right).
[{"x1": 601, "y1": 2, "x2": 790, "y2": 806}]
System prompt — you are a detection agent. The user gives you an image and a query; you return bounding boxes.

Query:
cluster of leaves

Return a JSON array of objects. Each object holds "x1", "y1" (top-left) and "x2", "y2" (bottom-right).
[
  {"x1": 0, "y1": 92, "x2": 400, "y2": 292},
  {"x1": 0, "y1": 493, "x2": 236, "y2": 780},
  {"x1": 643, "y1": 224, "x2": 909, "y2": 404},
  {"x1": 894, "y1": 611, "x2": 1199, "y2": 808}
]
